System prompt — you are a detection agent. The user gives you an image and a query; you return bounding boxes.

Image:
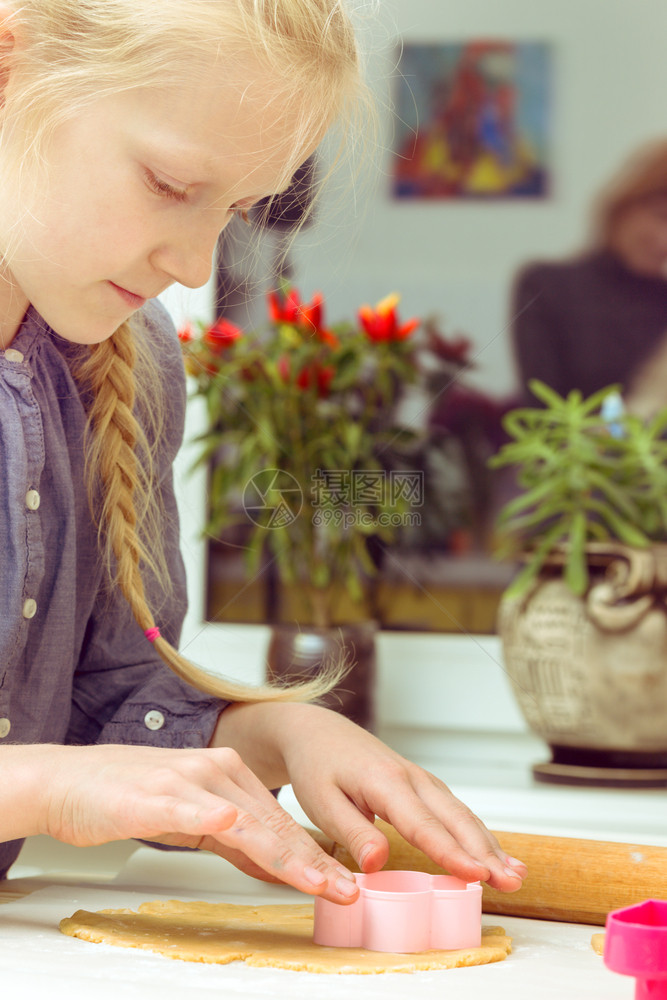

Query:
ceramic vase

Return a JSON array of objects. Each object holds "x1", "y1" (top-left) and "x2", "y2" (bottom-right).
[{"x1": 498, "y1": 543, "x2": 667, "y2": 786}]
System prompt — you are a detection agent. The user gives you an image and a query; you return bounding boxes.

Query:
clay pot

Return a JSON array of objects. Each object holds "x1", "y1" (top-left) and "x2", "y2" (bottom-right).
[
  {"x1": 498, "y1": 543, "x2": 667, "y2": 784},
  {"x1": 266, "y1": 621, "x2": 377, "y2": 731}
]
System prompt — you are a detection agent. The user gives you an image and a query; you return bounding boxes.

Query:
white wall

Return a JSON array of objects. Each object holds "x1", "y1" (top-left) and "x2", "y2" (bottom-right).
[{"x1": 291, "y1": 0, "x2": 667, "y2": 396}]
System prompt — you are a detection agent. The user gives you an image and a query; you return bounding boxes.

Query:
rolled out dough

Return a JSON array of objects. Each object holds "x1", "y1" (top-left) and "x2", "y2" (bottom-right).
[
  {"x1": 591, "y1": 933, "x2": 605, "y2": 956},
  {"x1": 59, "y1": 899, "x2": 511, "y2": 974}
]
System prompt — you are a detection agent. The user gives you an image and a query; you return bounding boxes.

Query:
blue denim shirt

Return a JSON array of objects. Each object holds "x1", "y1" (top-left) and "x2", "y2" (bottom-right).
[{"x1": 0, "y1": 302, "x2": 223, "y2": 877}]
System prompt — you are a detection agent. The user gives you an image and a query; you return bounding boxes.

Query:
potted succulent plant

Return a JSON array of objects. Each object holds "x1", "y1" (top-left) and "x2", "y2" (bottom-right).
[
  {"x1": 179, "y1": 288, "x2": 425, "y2": 728},
  {"x1": 490, "y1": 379, "x2": 667, "y2": 786}
]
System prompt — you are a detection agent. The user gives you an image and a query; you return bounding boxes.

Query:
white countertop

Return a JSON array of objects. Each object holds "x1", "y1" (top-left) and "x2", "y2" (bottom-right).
[{"x1": 0, "y1": 848, "x2": 633, "y2": 1000}]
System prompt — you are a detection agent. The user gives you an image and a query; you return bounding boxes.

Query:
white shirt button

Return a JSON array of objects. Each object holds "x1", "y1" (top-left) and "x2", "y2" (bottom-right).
[
  {"x1": 25, "y1": 489, "x2": 41, "y2": 511},
  {"x1": 22, "y1": 598, "x2": 37, "y2": 619},
  {"x1": 5, "y1": 348, "x2": 24, "y2": 363},
  {"x1": 0, "y1": 718, "x2": 10, "y2": 738},
  {"x1": 144, "y1": 710, "x2": 165, "y2": 731}
]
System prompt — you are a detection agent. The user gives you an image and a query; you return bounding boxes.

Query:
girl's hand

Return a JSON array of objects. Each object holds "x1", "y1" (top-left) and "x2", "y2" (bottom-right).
[
  {"x1": 27, "y1": 743, "x2": 358, "y2": 903},
  {"x1": 215, "y1": 703, "x2": 527, "y2": 893}
]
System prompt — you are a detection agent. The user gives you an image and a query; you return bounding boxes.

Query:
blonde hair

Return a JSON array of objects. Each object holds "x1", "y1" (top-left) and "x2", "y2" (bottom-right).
[
  {"x1": 1, "y1": 0, "x2": 369, "y2": 703},
  {"x1": 591, "y1": 138, "x2": 667, "y2": 248}
]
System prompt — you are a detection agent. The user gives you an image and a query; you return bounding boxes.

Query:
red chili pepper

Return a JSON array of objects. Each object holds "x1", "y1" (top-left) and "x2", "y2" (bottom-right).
[
  {"x1": 358, "y1": 293, "x2": 419, "y2": 342},
  {"x1": 203, "y1": 318, "x2": 243, "y2": 353},
  {"x1": 268, "y1": 289, "x2": 339, "y2": 346},
  {"x1": 279, "y1": 356, "x2": 335, "y2": 397},
  {"x1": 177, "y1": 321, "x2": 195, "y2": 343}
]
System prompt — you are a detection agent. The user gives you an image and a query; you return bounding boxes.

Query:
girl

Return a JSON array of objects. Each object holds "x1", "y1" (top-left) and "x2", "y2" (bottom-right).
[{"x1": 0, "y1": 0, "x2": 526, "y2": 902}]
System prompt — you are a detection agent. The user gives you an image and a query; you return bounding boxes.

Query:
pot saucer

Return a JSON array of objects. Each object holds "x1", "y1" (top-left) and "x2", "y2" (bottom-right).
[{"x1": 532, "y1": 760, "x2": 667, "y2": 788}]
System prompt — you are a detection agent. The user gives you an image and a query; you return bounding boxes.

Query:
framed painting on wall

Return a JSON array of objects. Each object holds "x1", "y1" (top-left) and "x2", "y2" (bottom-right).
[{"x1": 392, "y1": 40, "x2": 551, "y2": 200}]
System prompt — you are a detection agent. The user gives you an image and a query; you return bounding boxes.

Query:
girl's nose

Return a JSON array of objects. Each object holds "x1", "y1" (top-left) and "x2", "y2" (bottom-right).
[
  {"x1": 151, "y1": 242, "x2": 215, "y2": 290},
  {"x1": 151, "y1": 215, "x2": 230, "y2": 289}
]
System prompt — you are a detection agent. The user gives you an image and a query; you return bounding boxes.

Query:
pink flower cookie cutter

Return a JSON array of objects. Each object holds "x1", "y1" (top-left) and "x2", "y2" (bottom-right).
[
  {"x1": 604, "y1": 899, "x2": 667, "y2": 999},
  {"x1": 313, "y1": 870, "x2": 482, "y2": 954}
]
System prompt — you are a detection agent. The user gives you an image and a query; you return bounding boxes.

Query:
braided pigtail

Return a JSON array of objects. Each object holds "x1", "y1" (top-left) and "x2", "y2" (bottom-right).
[{"x1": 76, "y1": 322, "x2": 343, "y2": 704}]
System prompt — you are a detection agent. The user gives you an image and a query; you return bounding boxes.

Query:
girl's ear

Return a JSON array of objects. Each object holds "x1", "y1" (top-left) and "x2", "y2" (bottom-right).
[{"x1": 0, "y1": 5, "x2": 16, "y2": 109}]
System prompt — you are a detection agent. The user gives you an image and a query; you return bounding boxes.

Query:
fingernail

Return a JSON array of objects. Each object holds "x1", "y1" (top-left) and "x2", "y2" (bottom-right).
[
  {"x1": 504, "y1": 865, "x2": 523, "y2": 879},
  {"x1": 358, "y1": 845, "x2": 374, "y2": 869},
  {"x1": 304, "y1": 866, "x2": 327, "y2": 887},
  {"x1": 335, "y1": 865, "x2": 357, "y2": 882},
  {"x1": 336, "y1": 876, "x2": 359, "y2": 898},
  {"x1": 505, "y1": 856, "x2": 527, "y2": 870}
]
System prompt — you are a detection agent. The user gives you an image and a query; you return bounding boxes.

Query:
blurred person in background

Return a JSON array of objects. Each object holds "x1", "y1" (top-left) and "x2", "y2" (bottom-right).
[{"x1": 511, "y1": 140, "x2": 667, "y2": 414}]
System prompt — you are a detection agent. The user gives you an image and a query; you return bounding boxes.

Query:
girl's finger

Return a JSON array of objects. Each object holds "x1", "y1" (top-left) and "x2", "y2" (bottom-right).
[
  {"x1": 326, "y1": 757, "x2": 524, "y2": 890},
  {"x1": 300, "y1": 785, "x2": 389, "y2": 873},
  {"x1": 194, "y1": 838, "x2": 289, "y2": 883},
  {"x1": 381, "y1": 775, "x2": 525, "y2": 891},
  {"x1": 196, "y1": 758, "x2": 365, "y2": 895},
  {"x1": 406, "y1": 772, "x2": 528, "y2": 889},
  {"x1": 207, "y1": 803, "x2": 359, "y2": 902},
  {"x1": 129, "y1": 794, "x2": 239, "y2": 841}
]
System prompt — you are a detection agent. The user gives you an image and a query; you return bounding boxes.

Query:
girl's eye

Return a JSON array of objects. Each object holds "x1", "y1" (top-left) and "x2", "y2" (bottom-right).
[{"x1": 144, "y1": 169, "x2": 189, "y2": 203}]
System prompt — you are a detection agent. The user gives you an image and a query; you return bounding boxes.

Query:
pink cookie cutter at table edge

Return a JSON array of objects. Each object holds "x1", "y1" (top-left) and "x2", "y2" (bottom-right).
[
  {"x1": 313, "y1": 870, "x2": 483, "y2": 954},
  {"x1": 604, "y1": 899, "x2": 667, "y2": 1000}
]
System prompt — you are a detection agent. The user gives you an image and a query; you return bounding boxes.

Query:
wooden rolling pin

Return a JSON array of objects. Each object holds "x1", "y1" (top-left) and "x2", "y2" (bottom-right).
[{"x1": 313, "y1": 820, "x2": 667, "y2": 926}]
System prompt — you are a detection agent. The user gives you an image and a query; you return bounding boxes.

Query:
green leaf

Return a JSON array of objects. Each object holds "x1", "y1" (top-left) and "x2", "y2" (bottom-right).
[
  {"x1": 564, "y1": 511, "x2": 588, "y2": 594},
  {"x1": 189, "y1": 432, "x2": 228, "y2": 471},
  {"x1": 354, "y1": 535, "x2": 379, "y2": 575},
  {"x1": 582, "y1": 383, "x2": 626, "y2": 415},
  {"x1": 646, "y1": 409, "x2": 667, "y2": 440},
  {"x1": 585, "y1": 468, "x2": 641, "y2": 520},
  {"x1": 585, "y1": 498, "x2": 649, "y2": 547},
  {"x1": 345, "y1": 571, "x2": 364, "y2": 601},
  {"x1": 495, "y1": 475, "x2": 562, "y2": 523},
  {"x1": 497, "y1": 497, "x2": 571, "y2": 537},
  {"x1": 500, "y1": 520, "x2": 568, "y2": 598},
  {"x1": 527, "y1": 380, "x2": 569, "y2": 409},
  {"x1": 312, "y1": 562, "x2": 331, "y2": 588}
]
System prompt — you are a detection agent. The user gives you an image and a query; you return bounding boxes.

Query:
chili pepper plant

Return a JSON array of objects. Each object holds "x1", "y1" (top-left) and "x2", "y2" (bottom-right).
[{"x1": 180, "y1": 288, "x2": 427, "y2": 627}]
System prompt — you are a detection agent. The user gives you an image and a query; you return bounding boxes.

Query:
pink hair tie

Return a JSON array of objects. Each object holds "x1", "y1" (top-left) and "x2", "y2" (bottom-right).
[{"x1": 144, "y1": 627, "x2": 161, "y2": 643}]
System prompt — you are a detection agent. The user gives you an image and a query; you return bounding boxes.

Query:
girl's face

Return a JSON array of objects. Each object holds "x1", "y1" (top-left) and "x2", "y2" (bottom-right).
[
  {"x1": 0, "y1": 55, "x2": 320, "y2": 346},
  {"x1": 609, "y1": 196, "x2": 667, "y2": 279}
]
